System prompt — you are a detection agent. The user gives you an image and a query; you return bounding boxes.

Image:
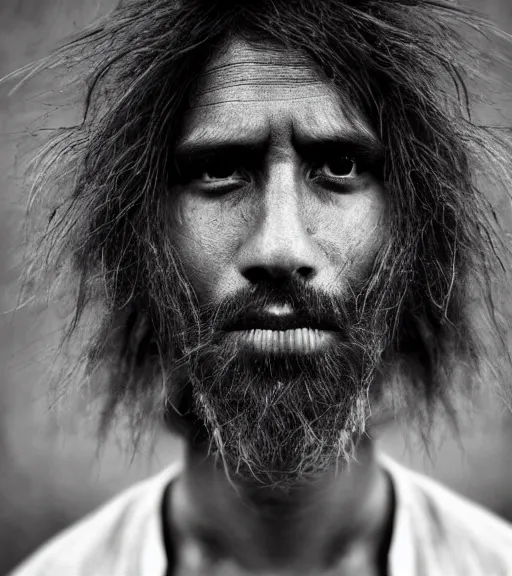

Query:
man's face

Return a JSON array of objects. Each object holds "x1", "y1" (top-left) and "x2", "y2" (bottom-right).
[{"x1": 169, "y1": 39, "x2": 387, "y2": 486}]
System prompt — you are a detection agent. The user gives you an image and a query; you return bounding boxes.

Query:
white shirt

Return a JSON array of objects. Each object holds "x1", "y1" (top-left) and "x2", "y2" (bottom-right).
[{"x1": 9, "y1": 455, "x2": 512, "y2": 575}]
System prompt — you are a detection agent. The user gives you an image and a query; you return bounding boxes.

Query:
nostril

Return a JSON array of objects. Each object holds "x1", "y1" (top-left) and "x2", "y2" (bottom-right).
[
  {"x1": 297, "y1": 266, "x2": 315, "y2": 280},
  {"x1": 243, "y1": 266, "x2": 272, "y2": 284},
  {"x1": 242, "y1": 265, "x2": 315, "y2": 284}
]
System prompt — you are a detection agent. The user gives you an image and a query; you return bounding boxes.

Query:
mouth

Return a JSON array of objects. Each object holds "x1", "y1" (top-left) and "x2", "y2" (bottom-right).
[
  {"x1": 231, "y1": 327, "x2": 336, "y2": 354},
  {"x1": 221, "y1": 310, "x2": 339, "y2": 354}
]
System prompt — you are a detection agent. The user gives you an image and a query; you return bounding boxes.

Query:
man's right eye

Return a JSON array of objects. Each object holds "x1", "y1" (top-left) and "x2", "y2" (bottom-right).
[
  {"x1": 178, "y1": 158, "x2": 248, "y2": 188},
  {"x1": 198, "y1": 163, "x2": 240, "y2": 182}
]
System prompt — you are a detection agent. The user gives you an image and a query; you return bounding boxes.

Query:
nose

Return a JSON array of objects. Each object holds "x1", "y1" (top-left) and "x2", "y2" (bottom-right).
[{"x1": 237, "y1": 163, "x2": 321, "y2": 284}]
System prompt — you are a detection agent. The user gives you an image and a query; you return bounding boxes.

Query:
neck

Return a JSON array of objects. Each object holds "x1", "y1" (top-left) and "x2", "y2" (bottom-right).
[{"x1": 168, "y1": 435, "x2": 393, "y2": 574}]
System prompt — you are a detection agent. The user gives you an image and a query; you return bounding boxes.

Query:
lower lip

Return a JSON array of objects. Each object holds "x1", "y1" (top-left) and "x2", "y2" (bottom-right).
[{"x1": 230, "y1": 328, "x2": 336, "y2": 354}]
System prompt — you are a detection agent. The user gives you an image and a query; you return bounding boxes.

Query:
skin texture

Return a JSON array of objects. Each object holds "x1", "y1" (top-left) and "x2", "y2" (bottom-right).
[
  {"x1": 168, "y1": 40, "x2": 392, "y2": 576},
  {"x1": 171, "y1": 40, "x2": 386, "y2": 304}
]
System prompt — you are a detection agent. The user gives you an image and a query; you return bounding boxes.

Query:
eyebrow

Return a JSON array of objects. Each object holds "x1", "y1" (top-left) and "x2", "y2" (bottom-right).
[
  {"x1": 293, "y1": 131, "x2": 384, "y2": 161},
  {"x1": 174, "y1": 136, "x2": 268, "y2": 160},
  {"x1": 173, "y1": 129, "x2": 384, "y2": 165}
]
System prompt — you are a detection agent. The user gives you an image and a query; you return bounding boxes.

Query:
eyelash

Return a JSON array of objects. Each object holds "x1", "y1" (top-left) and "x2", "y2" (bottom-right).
[
  {"x1": 177, "y1": 153, "x2": 378, "y2": 194},
  {"x1": 178, "y1": 157, "x2": 248, "y2": 184},
  {"x1": 308, "y1": 157, "x2": 356, "y2": 179}
]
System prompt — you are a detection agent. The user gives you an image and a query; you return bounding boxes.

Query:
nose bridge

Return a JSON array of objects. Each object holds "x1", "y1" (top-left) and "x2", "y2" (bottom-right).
[
  {"x1": 238, "y1": 159, "x2": 320, "y2": 282},
  {"x1": 263, "y1": 161, "x2": 304, "y2": 241}
]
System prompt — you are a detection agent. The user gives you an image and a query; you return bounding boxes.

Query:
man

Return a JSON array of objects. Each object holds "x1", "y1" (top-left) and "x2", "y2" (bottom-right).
[{"x1": 9, "y1": 0, "x2": 512, "y2": 574}]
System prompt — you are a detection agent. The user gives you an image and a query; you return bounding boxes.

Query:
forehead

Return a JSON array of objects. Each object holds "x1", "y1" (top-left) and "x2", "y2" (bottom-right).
[
  {"x1": 193, "y1": 39, "x2": 331, "y2": 104},
  {"x1": 177, "y1": 39, "x2": 376, "y2": 150}
]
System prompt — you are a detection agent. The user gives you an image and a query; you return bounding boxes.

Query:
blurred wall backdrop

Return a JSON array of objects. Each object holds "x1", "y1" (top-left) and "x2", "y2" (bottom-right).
[{"x1": 1, "y1": 1, "x2": 512, "y2": 574}]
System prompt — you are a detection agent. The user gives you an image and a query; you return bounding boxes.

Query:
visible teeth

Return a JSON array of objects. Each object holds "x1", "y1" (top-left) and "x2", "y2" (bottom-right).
[
  {"x1": 288, "y1": 329, "x2": 296, "y2": 351},
  {"x1": 302, "y1": 328, "x2": 309, "y2": 352},
  {"x1": 255, "y1": 328, "x2": 262, "y2": 349},
  {"x1": 265, "y1": 329, "x2": 272, "y2": 350},
  {"x1": 239, "y1": 328, "x2": 331, "y2": 353},
  {"x1": 295, "y1": 328, "x2": 302, "y2": 351},
  {"x1": 279, "y1": 330, "x2": 285, "y2": 350}
]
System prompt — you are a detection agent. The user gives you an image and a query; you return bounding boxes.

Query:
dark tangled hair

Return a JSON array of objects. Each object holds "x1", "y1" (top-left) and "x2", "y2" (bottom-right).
[{"x1": 10, "y1": 0, "x2": 512, "y2": 441}]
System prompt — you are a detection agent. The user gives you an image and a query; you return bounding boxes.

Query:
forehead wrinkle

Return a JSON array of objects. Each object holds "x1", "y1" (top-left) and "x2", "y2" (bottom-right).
[
  {"x1": 203, "y1": 38, "x2": 317, "y2": 75},
  {"x1": 190, "y1": 38, "x2": 327, "y2": 107},
  {"x1": 181, "y1": 94, "x2": 377, "y2": 151},
  {"x1": 177, "y1": 110, "x2": 271, "y2": 151},
  {"x1": 190, "y1": 87, "x2": 338, "y2": 107},
  {"x1": 191, "y1": 69, "x2": 328, "y2": 106},
  {"x1": 181, "y1": 38, "x2": 378, "y2": 149},
  {"x1": 195, "y1": 62, "x2": 324, "y2": 94}
]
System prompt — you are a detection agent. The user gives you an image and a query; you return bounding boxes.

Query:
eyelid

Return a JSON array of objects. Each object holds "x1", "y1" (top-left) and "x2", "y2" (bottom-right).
[
  {"x1": 177, "y1": 157, "x2": 233, "y2": 183},
  {"x1": 200, "y1": 167, "x2": 249, "y2": 182},
  {"x1": 176, "y1": 152, "x2": 259, "y2": 185},
  {"x1": 299, "y1": 140, "x2": 383, "y2": 170},
  {"x1": 307, "y1": 155, "x2": 357, "y2": 179},
  {"x1": 176, "y1": 144, "x2": 264, "y2": 171}
]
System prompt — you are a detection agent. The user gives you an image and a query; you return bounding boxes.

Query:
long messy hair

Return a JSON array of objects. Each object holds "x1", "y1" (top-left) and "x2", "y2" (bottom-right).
[{"x1": 10, "y1": 0, "x2": 512, "y2": 440}]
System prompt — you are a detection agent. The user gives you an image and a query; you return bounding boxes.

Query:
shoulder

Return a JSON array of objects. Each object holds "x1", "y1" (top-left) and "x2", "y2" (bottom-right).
[
  {"x1": 9, "y1": 464, "x2": 180, "y2": 576},
  {"x1": 381, "y1": 454, "x2": 512, "y2": 575}
]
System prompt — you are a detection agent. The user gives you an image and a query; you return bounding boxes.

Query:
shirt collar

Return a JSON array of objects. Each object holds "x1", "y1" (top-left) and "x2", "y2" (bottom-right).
[
  {"x1": 142, "y1": 454, "x2": 413, "y2": 576},
  {"x1": 378, "y1": 453, "x2": 418, "y2": 576}
]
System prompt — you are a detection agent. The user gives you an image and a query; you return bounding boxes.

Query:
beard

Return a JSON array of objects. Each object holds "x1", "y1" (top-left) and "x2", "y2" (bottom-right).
[{"x1": 164, "y1": 275, "x2": 388, "y2": 489}]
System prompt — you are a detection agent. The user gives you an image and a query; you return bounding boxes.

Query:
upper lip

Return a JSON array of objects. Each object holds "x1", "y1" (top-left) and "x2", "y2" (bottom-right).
[{"x1": 222, "y1": 312, "x2": 339, "y2": 332}]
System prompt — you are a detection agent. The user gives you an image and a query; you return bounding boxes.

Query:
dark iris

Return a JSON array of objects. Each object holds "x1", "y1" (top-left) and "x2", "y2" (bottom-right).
[{"x1": 309, "y1": 156, "x2": 357, "y2": 181}]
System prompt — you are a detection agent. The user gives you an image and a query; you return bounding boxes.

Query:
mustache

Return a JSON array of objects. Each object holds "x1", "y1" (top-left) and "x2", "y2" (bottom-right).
[{"x1": 202, "y1": 278, "x2": 361, "y2": 335}]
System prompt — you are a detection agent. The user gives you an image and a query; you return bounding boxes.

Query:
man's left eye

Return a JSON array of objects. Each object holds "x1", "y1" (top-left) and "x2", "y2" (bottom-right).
[{"x1": 311, "y1": 156, "x2": 358, "y2": 179}]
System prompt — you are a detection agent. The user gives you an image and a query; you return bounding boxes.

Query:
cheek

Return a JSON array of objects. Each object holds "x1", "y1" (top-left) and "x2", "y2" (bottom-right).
[
  {"x1": 170, "y1": 195, "x2": 242, "y2": 298},
  {"x1": 315, "y1": 189, "x2": 386, "y2": 273}
]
